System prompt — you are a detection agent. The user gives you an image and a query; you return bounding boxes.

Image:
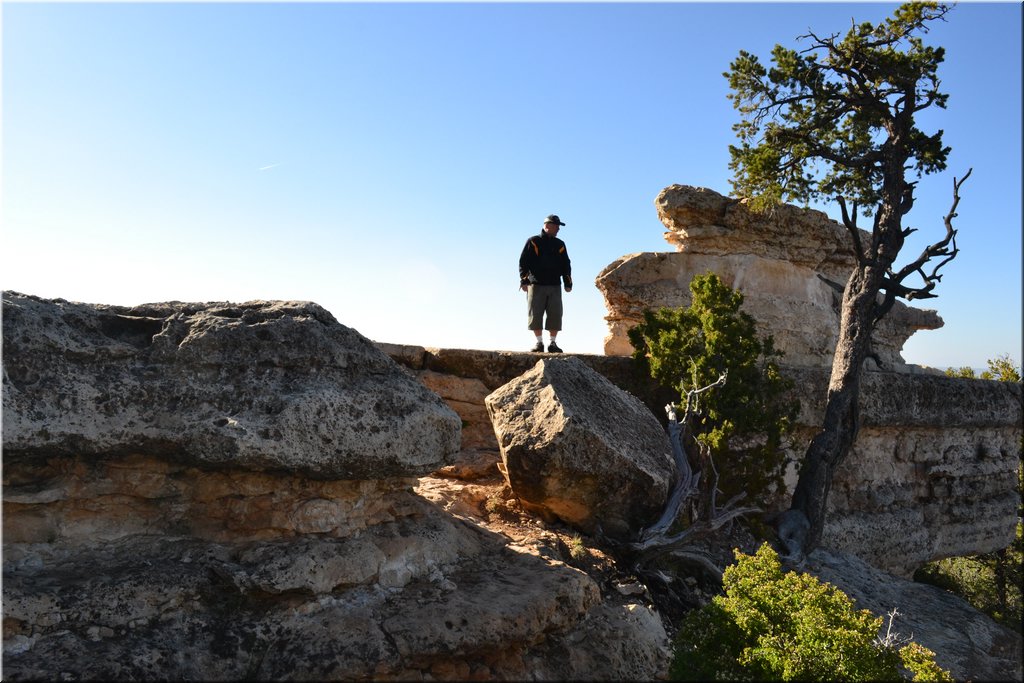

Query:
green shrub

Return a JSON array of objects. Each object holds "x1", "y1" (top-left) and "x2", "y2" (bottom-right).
[
  {"x1": 915, "y1": 520, "x2": 1023, "y2": 634},
  {"x1": 945, "y1": 353, "x2": 1022, "y2": 382},
  {"x1": 670, "y1": 544, "x2": 952, "y2": 681},
  {"x1": 898, "y1": 642, "x2": 954, "y2": 682},
  {"x1": 627, "y1": 272, "x2": 798, "y2": 502},
  {"x1": 568, "y1": 532, "x2": 586, "y2": 561}
]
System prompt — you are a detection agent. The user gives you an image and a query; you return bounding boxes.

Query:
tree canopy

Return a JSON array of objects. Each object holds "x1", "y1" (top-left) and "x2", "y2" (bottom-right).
[
  {"x1": 725, "y1": 1, "x2": 965, "y2": 316},
  {"x1": 727, "y1": 1, "x2": 950, "y2": 213}
]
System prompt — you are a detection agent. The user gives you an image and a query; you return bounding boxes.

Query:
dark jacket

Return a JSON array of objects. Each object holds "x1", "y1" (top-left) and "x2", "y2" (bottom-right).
[{"x1": 519, "y1": 232, "x2": 572, "y2": 287}]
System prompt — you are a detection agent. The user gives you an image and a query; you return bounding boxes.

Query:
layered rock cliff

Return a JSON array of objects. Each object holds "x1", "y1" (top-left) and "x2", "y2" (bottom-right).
[
  {"x1": 2, "y1": 293, "x2": 669, "y2": 681},
  {"x1": 3, "y1": 291, "x2": 1019, "y2": 681},
  {"x1": 380, "y1": 347, "x2": 1021, "y2": 578}
]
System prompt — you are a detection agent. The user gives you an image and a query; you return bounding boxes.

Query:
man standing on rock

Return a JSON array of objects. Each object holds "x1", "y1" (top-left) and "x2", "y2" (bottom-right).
[{"x1": 519, "y1": 214, "x2": 572, "y2": 353}]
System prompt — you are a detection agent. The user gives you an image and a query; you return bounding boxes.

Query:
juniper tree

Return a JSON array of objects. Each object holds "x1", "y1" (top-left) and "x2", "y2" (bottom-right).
[{"x1": 725, "y1": 1, "x2": 970, "y2": 554}]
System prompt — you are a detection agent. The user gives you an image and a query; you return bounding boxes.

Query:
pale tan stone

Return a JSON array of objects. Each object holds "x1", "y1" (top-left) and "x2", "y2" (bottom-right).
[{"x1": 598, "y1": 185, "x2": 943, "y2": 370}]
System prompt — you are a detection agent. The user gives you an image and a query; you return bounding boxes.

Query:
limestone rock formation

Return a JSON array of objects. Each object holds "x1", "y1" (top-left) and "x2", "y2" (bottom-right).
[
  {"x1": 597, "y1": 185, "x2": 943, "y2": 370},
  {"x1": 2, "y1": 294, "x2": 670, "y2": 681},
  {"x1": 3, "y1": 292, "x2": 461, "y2": 479},
  {"x1": 385, "y1": 346, "x2": 1022, "y2": 579},
  {"x1": 656, "y1": 184, "x2": 862, "y2": 278},
  {"x1": 415, "y1": 368, "x2": 501, "y2": 480},
  {"x1": 804, "y1": 548, "x2": 1022, "y2": 682},
  {"x1": 485, "y1": 356, "x2": 674, "y2": 540},
  {"x1": 380, "y1": 345, "x2": 1020, "y2": 682},
  {"x1": 811, "y1": 369, "x2": 1023, "y2": 576},
  {"x1": 3, "y1": 508, "x2": 635, "y2": 680}
]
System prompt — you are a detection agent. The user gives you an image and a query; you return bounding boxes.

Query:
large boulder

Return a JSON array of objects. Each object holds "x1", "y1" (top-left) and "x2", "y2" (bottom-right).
[
  {"x1": 597, "y1": 185, "x2": 943, "y2": 370},
  {"x1": 484, "y1": 356, "x2": 674, "y2": 539},
  {"x1": 2, "y1": 292, "x2": 461, "y2": 480}
]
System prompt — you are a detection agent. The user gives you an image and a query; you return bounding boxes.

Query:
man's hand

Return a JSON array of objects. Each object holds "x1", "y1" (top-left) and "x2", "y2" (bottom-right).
[
  {"x1": 520, "y1": 283, "x2": 529, "y2": 292},
  {"x1": 564, "y1": 285, "x2": 572, "y2": 292}
]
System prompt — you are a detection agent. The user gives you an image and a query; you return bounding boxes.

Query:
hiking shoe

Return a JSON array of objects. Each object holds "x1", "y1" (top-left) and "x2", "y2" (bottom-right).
[
  {"x1": 547, "y1": 342, "x2": 563, "y2": 353},
  {"x1": 531, "y1": 341, "x2": 545, "y2": 352}
]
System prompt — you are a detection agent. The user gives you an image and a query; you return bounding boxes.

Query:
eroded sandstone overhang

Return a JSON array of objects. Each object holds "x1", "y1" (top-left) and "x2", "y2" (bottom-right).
[{"x1": 596, "y1": 185, "x2": 943, "y2": 370}]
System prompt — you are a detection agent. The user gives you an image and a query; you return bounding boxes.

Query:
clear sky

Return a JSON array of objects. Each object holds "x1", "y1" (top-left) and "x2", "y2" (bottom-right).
[{"x1": 3, "y1": 1, "x2": 1021, "y2": 370}]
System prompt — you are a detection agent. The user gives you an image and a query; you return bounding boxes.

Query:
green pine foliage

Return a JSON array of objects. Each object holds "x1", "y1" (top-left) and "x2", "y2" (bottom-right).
[
  {"x1": 627, "y1": 272, "x2": 798, "y2": 503},
  {"x1": 670, "y1": 544, "x2": 953, "y2": 681},
  {"x1": 724, "y1": 1, "x2": 952, "y2": 214}
]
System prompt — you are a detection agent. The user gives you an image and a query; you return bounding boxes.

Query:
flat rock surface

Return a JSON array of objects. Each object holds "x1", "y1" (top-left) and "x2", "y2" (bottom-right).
[{"x1": 2, "y1": 292, "x2": 461, "y2": 479}]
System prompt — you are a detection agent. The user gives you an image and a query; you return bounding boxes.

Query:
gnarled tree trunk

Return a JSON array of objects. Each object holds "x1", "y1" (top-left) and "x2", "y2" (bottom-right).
[{"x1": 784, "y1": 178, "x2": 913, "y2": 556}]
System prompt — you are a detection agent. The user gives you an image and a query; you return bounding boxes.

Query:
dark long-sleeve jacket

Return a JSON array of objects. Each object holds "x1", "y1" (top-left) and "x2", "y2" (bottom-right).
[{"x1": 519, "y1": 232, "x2": 572, "y2": 287}]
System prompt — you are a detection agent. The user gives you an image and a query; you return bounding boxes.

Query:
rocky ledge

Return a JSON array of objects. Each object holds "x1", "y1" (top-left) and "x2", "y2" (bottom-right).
[
  {"x1": 2, "y1": 292, "x2": 669, "y2": 681},
  {"x1": 382, "y1": 344, "x2": 1021, "y2": 578},
  {"x1": 3, "y1": 292, "x2": 1020, "y2": 681}
]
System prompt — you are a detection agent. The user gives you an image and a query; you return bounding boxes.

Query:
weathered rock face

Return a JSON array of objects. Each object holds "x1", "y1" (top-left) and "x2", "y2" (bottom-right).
[
  {"x1": 384, "y1": 346, "x2": 1022, "y2": 579},
  {"x1": 656, "y1": 184, "x2": 862, "y2": 278},
  {"x1": 597, "y1": 185, "x2": 943, "y2": 370},
  {"x1": 485, "y1": 356, "x2": 675, "y2": 540},
  {"x1": 3, "y1": 292, "x2": 461, "y2": 479},
  {"x1": 803, "y1": 548, "x2": 1022, "y2": 682},
  {"x1": 808, "y1": 370, "x2": 1023, "y2": 576},
  {"x1": 2, "y1": 295, "x2": 670, "y2": 681},
  {"x1": 3, "y1": 510, "x2": 629, "y2": 681},
  {"x1": 3, "y1": 452, "x2": 422, "y2": 546}
]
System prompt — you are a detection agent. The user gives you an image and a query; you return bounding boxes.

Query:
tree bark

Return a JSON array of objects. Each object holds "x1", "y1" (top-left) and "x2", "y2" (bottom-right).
[{"x1": 786, "y1": 269, "x2": 873, "y2": 554}]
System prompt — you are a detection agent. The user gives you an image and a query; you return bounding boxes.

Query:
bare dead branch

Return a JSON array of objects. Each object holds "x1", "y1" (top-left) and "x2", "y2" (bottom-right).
[
  {"x1": 681, "y1": 371, "x2": 728, "y2": 416},
  {"x1": 838, "y1": 196, "x2": 867, "y2": 265},
  {"x1": 880, "y1": 168, "x2": 971, "y2": 309},
  {"x1": 626, "y1": 372, "x2": 762, "y2": 563},
  {"x1": 637, "y1": 406, "x2": 701, "y2": 544},
  {"x1": 631, "y1": 504, "x2": 760, "y2": 560}
]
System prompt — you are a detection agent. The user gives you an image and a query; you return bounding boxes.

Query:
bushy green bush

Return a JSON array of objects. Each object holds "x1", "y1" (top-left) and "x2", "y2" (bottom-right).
[
  {"x1": 627, "y1": 272, "x2": 798, "y2": 502},
  {"x1": 670, "y1": 544, "x2": 952, "y2": 681}
]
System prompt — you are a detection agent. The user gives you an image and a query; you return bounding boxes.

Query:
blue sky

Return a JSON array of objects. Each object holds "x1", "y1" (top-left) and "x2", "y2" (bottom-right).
[{"x1": 3, "y1": 1, "x2": 1021, "y2": 370}]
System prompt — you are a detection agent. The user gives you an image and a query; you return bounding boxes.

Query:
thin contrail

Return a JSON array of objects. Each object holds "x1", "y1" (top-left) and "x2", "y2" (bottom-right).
[{"x1": 259, "y1": 163, "x2": 281, "y2": 171}]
